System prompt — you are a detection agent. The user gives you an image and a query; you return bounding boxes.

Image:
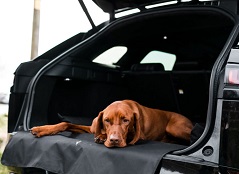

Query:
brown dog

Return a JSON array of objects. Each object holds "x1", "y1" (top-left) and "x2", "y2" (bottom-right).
[{"x1": 31, "y1": 100, "x2": 193, "y2": 147}]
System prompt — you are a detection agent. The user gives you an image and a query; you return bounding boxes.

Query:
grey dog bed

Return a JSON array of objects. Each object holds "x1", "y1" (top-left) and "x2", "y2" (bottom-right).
[{"x1": 2, "y1": 131, "x2": 186, "y2": 174}]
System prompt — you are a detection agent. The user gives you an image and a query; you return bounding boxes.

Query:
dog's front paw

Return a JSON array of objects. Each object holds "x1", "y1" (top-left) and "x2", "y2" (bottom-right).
[
  {"x1": 94, "y1": 134, "x2": 107, "y2": 144},
  {"x1": 30, "y1": 125, "x2": 53, "y2": 137},
  {"x1": 30, "y1": 126, "x2": 44, "y2": 137}
]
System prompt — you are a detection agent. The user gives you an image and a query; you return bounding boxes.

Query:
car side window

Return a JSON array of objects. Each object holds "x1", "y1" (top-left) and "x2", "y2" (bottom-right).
[
  {"x1": 93, "y1": 46, "x2": 127, "y2": 65},
  {"x1": 140, "y1": 50, "x2": 176, "y2": 70}
]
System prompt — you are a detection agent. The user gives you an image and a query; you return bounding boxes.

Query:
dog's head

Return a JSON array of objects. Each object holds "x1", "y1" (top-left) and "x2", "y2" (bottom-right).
[{"x1": 91, "y1": 101, "x2": 142, "y2": 147}]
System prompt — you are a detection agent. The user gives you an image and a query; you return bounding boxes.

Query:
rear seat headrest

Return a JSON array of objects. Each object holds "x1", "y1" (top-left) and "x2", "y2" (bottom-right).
[{"x1": 131, "y1": 63, "x2": 165, "y2": 71}]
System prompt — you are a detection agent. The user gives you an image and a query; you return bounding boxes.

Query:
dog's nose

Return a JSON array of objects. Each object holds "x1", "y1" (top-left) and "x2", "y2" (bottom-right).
[{"x1": 109, "y1": 134, "x2": 119, "y2": 144}]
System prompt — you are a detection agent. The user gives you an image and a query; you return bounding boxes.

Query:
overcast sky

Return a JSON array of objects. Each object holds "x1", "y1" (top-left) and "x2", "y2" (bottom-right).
[{"x1": 0, "y1": 0, "x2": 108, "y2": 94}]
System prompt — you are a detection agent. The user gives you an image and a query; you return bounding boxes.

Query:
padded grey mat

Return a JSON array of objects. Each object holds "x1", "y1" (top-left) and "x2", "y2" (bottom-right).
[{"x1": 1, "y1": 131, "x2": 186, "y2": 174}]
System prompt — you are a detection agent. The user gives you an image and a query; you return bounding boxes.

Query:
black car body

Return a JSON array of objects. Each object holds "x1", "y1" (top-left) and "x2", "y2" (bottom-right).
[{"x1": 2, "y1": 0, "x2": 239, "y2": 173}]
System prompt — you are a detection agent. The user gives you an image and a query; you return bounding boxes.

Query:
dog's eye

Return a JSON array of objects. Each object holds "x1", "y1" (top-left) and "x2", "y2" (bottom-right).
[
  {"x1": 123, "y1": 119, "x2": 129, "y2": 123},
  {"x1": 104, "y1": 119, "x2": 110, "y2": 123}
]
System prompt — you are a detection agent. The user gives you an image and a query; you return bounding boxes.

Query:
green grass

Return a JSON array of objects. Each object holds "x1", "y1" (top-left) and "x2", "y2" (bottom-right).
[{"x1": 0, "y1": 152, "x2": 8, "y2": 174}]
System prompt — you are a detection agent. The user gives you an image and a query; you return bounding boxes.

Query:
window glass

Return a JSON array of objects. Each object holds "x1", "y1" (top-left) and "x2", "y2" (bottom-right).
[
  {"x1": 145, "y1": 1, "x2": 177, "y2": 9},
  {"x1": 93, "y1": 46, "x2": 127, "y2": 65},
  {"x1": 140, "y1": 51, "x2": 176, "y2": 70},
  {"x1": 115, "y1": 8, "x2": 140, "y2": 18}
]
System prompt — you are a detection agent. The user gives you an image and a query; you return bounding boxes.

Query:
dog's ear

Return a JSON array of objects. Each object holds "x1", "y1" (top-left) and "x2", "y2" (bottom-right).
[
  {"x1": 90, "y1": 111, "x2": 104, "y2": 137},
  {"x1": 129, "y1": 112, "x2": 143, "y2": 145}
]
